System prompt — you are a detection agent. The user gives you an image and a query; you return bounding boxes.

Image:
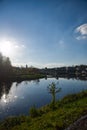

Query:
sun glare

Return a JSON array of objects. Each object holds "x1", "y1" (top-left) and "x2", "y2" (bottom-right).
[
  {"x1": 0, "y1": 40, "x2": 13, "y2": 57},
  {"x1": 0, "y1": 38, "x2": 25, "y2": 64}
]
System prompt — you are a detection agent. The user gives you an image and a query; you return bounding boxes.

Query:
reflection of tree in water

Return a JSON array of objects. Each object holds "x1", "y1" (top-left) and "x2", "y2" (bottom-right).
[
  {"x1": 15, "y1": 79, "x2": 40, "y2": 87},
  {"x1": 16, "y1": 80, "x2": 30, "y2": 86},
  {"x1": 16, "y1": 81, "x2": 22, "y2": 87},
  {"x1": 33, "y1": 79, "x2": 40, "y2": 84},
  {"x1": 0, "y1": 82, "x2": 12, "y2": 99}
]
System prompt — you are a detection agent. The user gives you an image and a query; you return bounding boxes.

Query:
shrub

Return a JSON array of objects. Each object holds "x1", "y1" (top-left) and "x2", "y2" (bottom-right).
[{"x1": 30, "y1": 106, "x2": 39, "y2": 118}]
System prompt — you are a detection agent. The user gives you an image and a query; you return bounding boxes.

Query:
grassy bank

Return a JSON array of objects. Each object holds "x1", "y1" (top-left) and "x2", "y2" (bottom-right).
[
  {"x1": 11, "y1": 73, "x2": 45, "y2": 81},
  {"x1": 0, "y1": 74, "x2": 45, "y2": 82},
  {"x1": 0, "y1": 90, "x2": 87, "y2": 130}
]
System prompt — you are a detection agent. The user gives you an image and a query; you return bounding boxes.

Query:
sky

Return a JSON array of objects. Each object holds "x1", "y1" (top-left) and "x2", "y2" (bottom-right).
[{"x1": 0, "y1": 0, "x2": 87, "y2": 68}]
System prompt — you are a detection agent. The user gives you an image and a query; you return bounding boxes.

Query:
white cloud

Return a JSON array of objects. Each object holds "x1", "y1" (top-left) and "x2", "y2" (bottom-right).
[
  {"x1": 55, "y1": 40, "x2": 65, "y2": 49},
  {"x1": 14, "y1": 44, "x2": 26, "y2": 50},
  {"x1": 76, "y1": 35, "x2": 87, "y2": 40},
  {"x1": 76, "y1": 24, "x2": 87, "y2": 35},
  {"x1": 75, "y1": 23, "x2": 87, "y2": 40},
  {"x1": 59, "y1": 40, "x2": 64, "y2": 47}
]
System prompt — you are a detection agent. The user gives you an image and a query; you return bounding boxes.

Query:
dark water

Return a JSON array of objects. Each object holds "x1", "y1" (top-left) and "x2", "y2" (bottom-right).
[{"x1": 0, "y1": 77, "x2": 87, "y2": 120}]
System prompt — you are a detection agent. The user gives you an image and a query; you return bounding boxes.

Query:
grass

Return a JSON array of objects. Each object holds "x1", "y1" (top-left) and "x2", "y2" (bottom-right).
[
  {"x1": 0, "y1": 90, "x2": 87, "y2": 130},
  {"x1": 0, "y1": 73, "x2": 45, "y2": 82},
  {"x1": 7, "y1": 73, "x2": 45, "y2": 82}
]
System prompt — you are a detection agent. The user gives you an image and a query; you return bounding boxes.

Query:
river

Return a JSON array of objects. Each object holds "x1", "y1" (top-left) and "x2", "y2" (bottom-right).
[{"x1": 0, "y1": 77, "x2": 87, "y2": 120}]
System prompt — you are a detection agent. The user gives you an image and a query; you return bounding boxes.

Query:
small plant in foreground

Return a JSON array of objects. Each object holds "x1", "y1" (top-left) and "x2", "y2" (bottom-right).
[
  {"x1": 47, "y1": 82, "x2": 61, "y2": 109},
  {"x1": 30, "y1": 105, "x2": 39, "y2": 118}
]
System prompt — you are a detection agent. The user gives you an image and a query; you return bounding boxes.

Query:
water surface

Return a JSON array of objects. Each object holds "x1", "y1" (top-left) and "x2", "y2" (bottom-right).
[{"x1": 0, "y1": 77, "x2": 87, "y2": 120}]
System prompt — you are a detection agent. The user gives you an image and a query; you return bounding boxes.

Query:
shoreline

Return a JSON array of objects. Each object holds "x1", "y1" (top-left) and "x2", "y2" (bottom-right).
[
  {"x1": 0, "y1": 74, "x2": 45, "y2": 82},
  {"x1": 0, "y1": 90, "x2": 87, "y2": 130}
]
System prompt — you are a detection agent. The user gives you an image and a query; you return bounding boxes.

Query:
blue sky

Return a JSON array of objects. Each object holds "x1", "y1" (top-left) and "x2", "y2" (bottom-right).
[{"x1": 0, "y1": 0, "x2": 87, "y2": 68}]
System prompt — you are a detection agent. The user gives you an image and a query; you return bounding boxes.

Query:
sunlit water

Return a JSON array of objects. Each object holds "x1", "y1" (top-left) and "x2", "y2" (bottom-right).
[{"x1": 0, "y1": 77, "x2": 87, "y2": 120}]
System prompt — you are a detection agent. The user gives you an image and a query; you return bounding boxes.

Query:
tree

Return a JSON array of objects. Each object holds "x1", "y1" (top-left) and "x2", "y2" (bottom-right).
[
  {"x1": 0, "y1": 53, "x2": 3, "y2": 72},
  {"x1": 0, "y1": 52, "x2": 12, "y2": 78},
  {"x1": 47, "y1": 82, "x2": 61, "y2": 109}
]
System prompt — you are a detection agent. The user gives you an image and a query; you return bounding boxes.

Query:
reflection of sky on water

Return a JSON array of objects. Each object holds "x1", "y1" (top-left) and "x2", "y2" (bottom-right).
[
  {"x1": 0, "y1": 78, "x2": 87, "y2": 120},
  {"x1": 2, "y1": 94, "x2": 7, "y2": 103}
]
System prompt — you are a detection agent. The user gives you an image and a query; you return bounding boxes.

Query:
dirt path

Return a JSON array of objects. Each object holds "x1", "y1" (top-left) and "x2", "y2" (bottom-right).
[{"x1": 65, "y1": 115, "x2": 87, "y2": 130}]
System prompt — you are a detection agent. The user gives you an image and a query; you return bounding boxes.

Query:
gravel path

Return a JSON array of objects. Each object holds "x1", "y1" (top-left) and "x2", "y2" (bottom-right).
[{"x1": 65, "y1": 115, "x2": 87, "y2": 130}]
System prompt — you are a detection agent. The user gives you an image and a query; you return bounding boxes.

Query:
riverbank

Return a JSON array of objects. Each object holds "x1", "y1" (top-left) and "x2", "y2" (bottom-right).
[
  {"x1": 0, "y1": 90, "x2": 87, "y2": 130},
  {"x1": 0, "y1": 73, "x2": 45, "y2": 82}
]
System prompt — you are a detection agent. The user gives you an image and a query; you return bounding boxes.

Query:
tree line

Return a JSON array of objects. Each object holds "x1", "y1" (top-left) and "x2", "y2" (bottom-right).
[
  {"x1": 0, "y1": 52, "x2": 42, "y2": 81},
  {"x1": 0, "y1": 52, "x2": 12, "y2": 78}
]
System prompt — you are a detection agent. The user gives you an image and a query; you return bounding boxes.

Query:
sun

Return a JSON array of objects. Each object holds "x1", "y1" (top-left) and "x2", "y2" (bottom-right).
[{"x1": 0, "y1": 40, "x2": 13, "y2": 57}]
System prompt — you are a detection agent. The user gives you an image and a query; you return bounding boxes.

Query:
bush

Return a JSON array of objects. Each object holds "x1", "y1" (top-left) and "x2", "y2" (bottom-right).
[
  {"x1": 1, "y1": 117, "x2": 21, "y2": 130},
  {"x1": 30, "y1": 106, "x2": 39, "y2": 118}
]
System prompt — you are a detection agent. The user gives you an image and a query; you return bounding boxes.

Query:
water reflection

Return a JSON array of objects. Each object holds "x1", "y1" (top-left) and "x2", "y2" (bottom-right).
[
  {"x1": 2, "y1": 94, "x2": 7, "y2": 103},
  {"x1": 0, "y1": 79, "x2": 40, "y2": 104},
  {"x1": 0, "y1": 77, "x2": 87, "y2": 121},
  {"x1": 32, "y1": 79, "x2": 40, "y2": 84},
  {"x1": 0, "y1": 82, "x2": 12, "y2": 100},
  {"x1": 0, "y1": 76, "x2": 87, "y2": 101}
]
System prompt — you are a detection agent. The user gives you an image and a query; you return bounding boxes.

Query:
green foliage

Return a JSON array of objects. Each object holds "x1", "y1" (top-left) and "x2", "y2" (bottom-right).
[
  {"x1": 47, "y1": 82, "x2": 61, "y2": 109},
  {"x1": 0, "y1": 52, "x2": 12, "y2": 78},
  {"x1": 30, "y1": 106, "x2": 39, "y2": 118},
  {"x1": 58, "y1": 90, "x2": 87, "y2": 106},
  {"x1": 0, "y1": 117, "x2": 21, "y2": 130}
]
